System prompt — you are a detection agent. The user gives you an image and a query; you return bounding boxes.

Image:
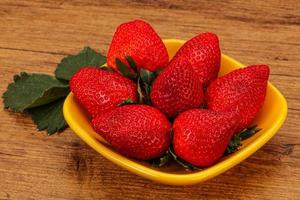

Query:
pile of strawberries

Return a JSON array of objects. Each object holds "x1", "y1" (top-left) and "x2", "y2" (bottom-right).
[{"x1": 70, "y1": 20, "x2": 269, "y2": 167}]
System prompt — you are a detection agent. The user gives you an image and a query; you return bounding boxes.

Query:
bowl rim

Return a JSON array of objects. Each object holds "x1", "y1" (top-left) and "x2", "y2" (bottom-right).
[{"x1": 63, "y1": 39, "x2": 288, "y2": 185}]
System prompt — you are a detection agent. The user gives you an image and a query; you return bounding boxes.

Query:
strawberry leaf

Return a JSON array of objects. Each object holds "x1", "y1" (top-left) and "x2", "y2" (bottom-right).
[
  {"x1": 140, "y1": 68, "x2": 155, "y2": 85},
  {"x1": 55, "y1": 47, "x2": 106, "y2": 81},
  {"x1": 149, "y1": 148, "x2": 200, "y2": 170},
  {"x1": 137, "y1": 77, "x2": 145, "y2": 104},
  {"x1": 153, "y1": 69, "x2": 163, "y2": 77},
  {"x1": 125, "y1": 56, "x2": 138, "y2": 73},
  {"x1": 226, "y1": 134, "x2": 242, "y2": 154},
  {"x1": 226, "y1": 125, "x2": 261, "y2": 154},
  {"x1": 118, "y1": 98, "x2": 135, "y2": 106},
  {"x1": 99, "y1": 65, "x2": 115, "y2": 72},
  {"x1": 137, "y1": 79, "x2": 152, "y2": 105},
  {"x1": 3, "y1": 73, "x2": 69, "y2": 112},
  {"x1": 116, "y1": 58, "x2": 137, "y2": 79},
  {"x1": 28, "y1": 98, "x2": 68, "y2": 135},
  {"x1": 136, "y1": 68, "x2": 160, "y2": 105},
  {"x1": 114, "y1": 56, "x2": 161, "y2": 105},
  {"x1": 143, "y1": 83, "x2": 152, "y2": 104},
  {"x1": 240, "y1": 125, "x2": 262, "y2": 140},
  {"x1": 148, "y1": 153, "x2": 171, "y2": 167},
  {"x1": 168, "y1": 146, "x2": 200, "y2": 171}
]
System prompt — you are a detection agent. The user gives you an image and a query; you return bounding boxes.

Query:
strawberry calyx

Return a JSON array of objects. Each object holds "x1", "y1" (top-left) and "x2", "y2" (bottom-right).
[
  {"x1": 116, "y1": 58, "x2": 137, "y2": 79},
  {"x1": 99, "y1": 65, "x2": 115, "y2": 72},
  {"x1": 148, "y1": 151, "x2": 171, "y2": 167},
  {"x1": 117, "y1": 98, "x2": 136, "y2": 106},
  {"x1": 115, "y1": 56, "x2": 162, "y2": 105},
  {"x1": 137, "y1": 68, "x2": 159, "y2": 104},
  {"x1": 168, "y1": 146, "x2": 200, "y2": 171},
  {"x1": 124, "y1": 55, "x2": 138, "y2": 72},
  {"x1": 149, "y1": 129, "x2": 200, "y2": 170},
  {"x1": 149, "y1": 145, "x2": 200, "y2": 171},
  {"x1": 226, "y1": 125, "x2": 261, "y2": 154}
]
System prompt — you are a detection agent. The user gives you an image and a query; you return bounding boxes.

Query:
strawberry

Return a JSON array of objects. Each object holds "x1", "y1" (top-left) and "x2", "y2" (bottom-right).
[
  {"x1": 70, "y1": 67, "x2": 137, "y2": 118},
  {"x1": 171, "y1": 32, "x2": 221, "y2": 84},
  {"x1": 92, "y1": 105, "x2": 171, "y2": 160},
  {"x1": 150, "y1": 58, "x2": 204, "y2": 118},
  {"x1": 206, "y1": 65, "x2": 269, "y2": 132},
  {"x1": 107, "y1": 20, "x2": 169, "y2": 72},
  {"x1": 173, "y1": 109, "x2": 238, "y2": 167}
]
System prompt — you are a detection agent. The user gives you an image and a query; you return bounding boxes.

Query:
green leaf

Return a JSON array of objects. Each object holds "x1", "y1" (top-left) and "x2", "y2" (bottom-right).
[
  {"x1": 137, "y1": 77, "x2": 145, "y2": 104},
  {"x1": 142, "y1": 83, "x2": 152, "y2": 105},
  {"x1": 125, "y1": 56, "x2": 138, "y2": 73},
  {"x1": 148, "y1": 153, "x2": 171, "y2": 167},
  {"x1": 168, "y1": 146, "x2": 200, "y2": 171},
  {"x1": 115, "y1": 58, "x2": 137, "y2": 79},
  {"x1": 55, "y1": 47, "x2": 106, "y2": 81},
  {"x1": 144, "y1": 83, "x2": 151, "y2": 97},
  {"x1": 3, "y1": 73, "x2": 69, "y2": 112},
  {"x1": 117, "y1": 98, "x2": 135, "y2": 106},
  {"x1": 226, "y1": 134, "x2": 242, "y2": 154},
  {"x1": 226, "y1": 125, "x2": 261, "y2": 154},
  {"x1": 136, "y1": 68, "x2": 158, "y2": 105},
  {"x1": 28, "y1": 98, "x2": 68, "y2": 135},
  {"x1": 99, "y1": 65, "x2": 115, "y2": 72},
  {"x1": 240, "y1": 125, "x2": 261, "y2": 140},
  {"x1": 153, "y1": 69, "x2": 163, "y2": 77},
  {"x1": 140, "y1": 68, "x2": 155, "y2": 85}
]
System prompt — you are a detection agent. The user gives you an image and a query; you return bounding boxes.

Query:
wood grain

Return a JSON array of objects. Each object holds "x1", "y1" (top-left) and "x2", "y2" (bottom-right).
[{"x1": 0, "y1": 0, "x2": 299, "y2": 199}]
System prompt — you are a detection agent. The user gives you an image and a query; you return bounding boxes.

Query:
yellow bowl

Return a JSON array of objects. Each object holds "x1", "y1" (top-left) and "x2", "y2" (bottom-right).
[{"x1": 63, "y1": 39, "x2": 287, "y2": 185}]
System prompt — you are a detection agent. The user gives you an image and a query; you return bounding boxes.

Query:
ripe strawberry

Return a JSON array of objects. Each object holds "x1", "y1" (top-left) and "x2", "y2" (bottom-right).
[
  {"x1": 107, "y1": 20, "x2": 169, "y2": 72},
  {"x1": 70, "y1": 67, "x2": 137, "y2": 118},
  {"x1": 173, "y1": 109, "x2": 238, "y2": 167},
  {"x1": 206, "y1": 65, "x2": 269, "y2": 132},
  {"x1": 92, "y1": 105, "x2": 171, "y2": 160},
  {"x1": 171, "y1": 32, "x2": 221, "y2": 84},
  {"x1": 150, "y1": 59, "x2": 204, "y2": 118}
]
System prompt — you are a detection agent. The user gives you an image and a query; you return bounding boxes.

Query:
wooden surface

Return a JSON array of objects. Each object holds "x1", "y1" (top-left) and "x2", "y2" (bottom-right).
[{"x1": 0, "y1": 0, "x2": 299, "y2": 199}]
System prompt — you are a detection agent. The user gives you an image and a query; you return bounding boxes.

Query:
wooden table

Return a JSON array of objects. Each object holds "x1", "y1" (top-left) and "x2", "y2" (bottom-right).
[{"x1": 0, "y1": 0, "x2": 299, "y2": 199}]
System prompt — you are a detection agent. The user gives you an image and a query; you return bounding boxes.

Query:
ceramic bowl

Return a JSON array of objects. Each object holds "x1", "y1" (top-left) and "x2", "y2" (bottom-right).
[{"x1": 63, "y1": 39, "x2": 287, "y2": 185}]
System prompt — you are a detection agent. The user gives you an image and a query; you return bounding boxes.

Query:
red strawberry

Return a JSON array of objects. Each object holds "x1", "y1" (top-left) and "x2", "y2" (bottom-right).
[
  {"x1": 107, "y1": 20, "x2": 169, "y2": 72},
  {"x1": 206, "y1": 65, "x2": 269, "y2": 131},
  {"x1": 70, "y1": 67, "x2": 137, "y2": 118},
  {"x1": 173, "y1": 109, "x2": 238, "y2": 167},
  {"x1": 92, "y1": 105, "x2": 171, "y2": 160},
  {"x1": 171, "y1": 32, "x2": 221, "y2": 84},
  {"x1": 150, "y1": 59, "x2": 204, "y2": 118}
]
